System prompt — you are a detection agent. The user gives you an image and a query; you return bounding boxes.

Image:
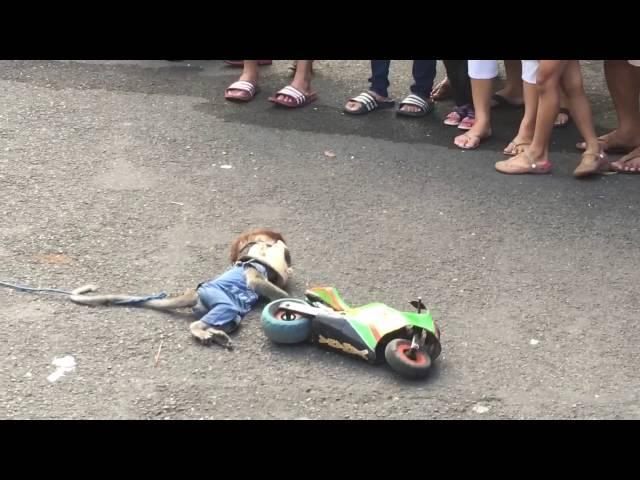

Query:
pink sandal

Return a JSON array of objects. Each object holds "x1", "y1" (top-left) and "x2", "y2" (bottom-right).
[
  {"x1": 445, "y1": 105, "x2": 474, "y2": 127},
  {"x1": 458, "y1": 110, "x2": 476, "y2": 130},
  {"x1": 269, "y1": 85, "x2": 318, "y2": 108},
  {"x1": 444, "y1": 106, "x2": 466, "y2": 126},
  {"x1": 224, "y1": 81, "x2": 259, "y2": 102}
]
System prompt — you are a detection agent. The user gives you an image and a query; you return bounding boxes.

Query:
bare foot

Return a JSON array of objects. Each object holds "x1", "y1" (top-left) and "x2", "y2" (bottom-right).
[
  {"x1": 190, "y1": 320, "x2": 233, "y2": 349},
  {"x1": 610, "y1": 146, "x2": 640, "y2": 173},
  {"x1": 576, "y1": 130, "x2": 640, "y2": 152},
  {"x1": 454, "y1": 122, "x2": 492, "y2": 150}
]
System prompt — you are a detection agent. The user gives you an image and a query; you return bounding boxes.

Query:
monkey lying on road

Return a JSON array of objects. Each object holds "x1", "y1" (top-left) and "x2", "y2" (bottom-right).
[{"x1": 70, "y1": 229, "x2": 292, "y2": 349}]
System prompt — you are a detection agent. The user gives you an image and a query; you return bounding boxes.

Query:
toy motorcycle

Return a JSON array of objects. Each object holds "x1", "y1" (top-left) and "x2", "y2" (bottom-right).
[{"x1": 261, "y1": 286, "x2": 441, "y2": 379}]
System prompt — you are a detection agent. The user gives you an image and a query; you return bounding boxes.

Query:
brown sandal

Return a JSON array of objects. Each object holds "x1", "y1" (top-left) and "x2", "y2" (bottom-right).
[
  {"x1": 573, "y1": 150, "x2": 609, "y2": 177},
  {"x1": 503, "y1": 140, "x2": 531, "y2": 156},
  {"x1": 495, "y1": 150, "x2": 552, "y2": 175}
]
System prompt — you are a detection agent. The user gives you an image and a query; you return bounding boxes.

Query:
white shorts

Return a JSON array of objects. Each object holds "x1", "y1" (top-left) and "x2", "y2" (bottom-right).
[
  {"x1": 468, "y1": 60, "x2": 539, "y2": 84},
  {"x1": 468, "y1": 60, "x2": 499, "y2": 80},
  {"x1": 521, "y1": 60, "x2": 539, "y2": 85},
  {"x1": 629, "y1": 60, "x2": 640, "y2": 67}
]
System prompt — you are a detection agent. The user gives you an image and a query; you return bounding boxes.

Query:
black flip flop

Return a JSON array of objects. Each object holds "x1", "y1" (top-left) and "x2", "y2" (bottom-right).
[
  {"x1": 396, "y1": 94, "x2": 434, "y2": 118},
  {"x1": 344, "y1": 92, "x2": 395, "y2": 115}
]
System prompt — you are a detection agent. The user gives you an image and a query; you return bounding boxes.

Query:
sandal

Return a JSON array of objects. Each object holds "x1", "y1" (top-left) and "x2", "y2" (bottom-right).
[
  {"x1": 344, "y1": 91, "x2": 395, "y2": 115},
  {"x1": 458, "y1": 110, "x2": 476, "y2": 130},
  {"x1": 444, "y1": 106, "x2": 468, "y2": 126},
  {"x1": 397, "y1": 94, "x2": 434, "y2": 118},
  {"x1": 430, "y1": 77, "x2": 451, "y2": 101},
  {"x1": 573, "y1": 150, "x2": 609, "y2": 177},
  {"x1": 503, "y1": 140, "x2": 531, "y2": 156},
  {"x1": 495, "y1": 150, "x2": 552, "y2": 174},
  {"x1": 224, "y1": 80, "x2": 260, "y2": 102},
  {"x1": 268, "y1": 85, "x2": 317, "y2": 108}
]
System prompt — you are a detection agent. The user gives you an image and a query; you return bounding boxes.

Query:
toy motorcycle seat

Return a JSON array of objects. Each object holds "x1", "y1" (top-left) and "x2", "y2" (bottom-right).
[{"x1": 305, "y1": 286, "x2": 351, "y2": 312}]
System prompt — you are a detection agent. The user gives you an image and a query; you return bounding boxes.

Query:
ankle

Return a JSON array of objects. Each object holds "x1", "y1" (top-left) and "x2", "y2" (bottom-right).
[
  {"x1": 516, "y1": 126, "x2": 535, "y2": 141},
  {"x1": 470, "y1": 119, "x2": 491, "y2": 132},
  {"x1": 524, "y1": 148, "x2": 547, "y2": 162},
  {"x1": 369, "y1": 90, "x2": 389, "y2": 101},
  {"x1": 616, "y1": 125, "x2": 640, "y2": 139},
  {"x1": 583, "y1": 140, "x2": 602, "y2": 153},
  {"x1": 239, "y1": 73, "x2": 258, "y2": 83},
  {"x1": 291, "y1": 79, "x2": 310, "y2": 92}
]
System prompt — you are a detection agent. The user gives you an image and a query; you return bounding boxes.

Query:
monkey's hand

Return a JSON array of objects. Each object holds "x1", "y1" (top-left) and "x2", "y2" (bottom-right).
[
  {"x1": 190, "y1": 320, "x2": 233, "y2": 350},
  {"x1": 245, "y1": 266, "x2": 289, "y2": 300}
]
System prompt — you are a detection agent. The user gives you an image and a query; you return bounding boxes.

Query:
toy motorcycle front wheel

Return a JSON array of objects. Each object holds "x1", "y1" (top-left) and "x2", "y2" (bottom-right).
[
  {"x1": 384, "y1": 338, "x2": 432, "y2": 379},
  {"x1": 261, "y1": 298, "x2": 312, "y2": 344}
]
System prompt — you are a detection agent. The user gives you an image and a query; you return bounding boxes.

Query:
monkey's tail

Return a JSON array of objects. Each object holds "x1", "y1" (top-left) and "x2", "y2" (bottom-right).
[{"x1": 69, "y1": 292, "x2": 168, "y2": 306}]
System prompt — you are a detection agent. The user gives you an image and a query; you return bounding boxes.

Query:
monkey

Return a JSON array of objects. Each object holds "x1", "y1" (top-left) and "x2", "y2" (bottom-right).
[{"x1": 69, "y1": 229, "x2": 293, "y2": 349}]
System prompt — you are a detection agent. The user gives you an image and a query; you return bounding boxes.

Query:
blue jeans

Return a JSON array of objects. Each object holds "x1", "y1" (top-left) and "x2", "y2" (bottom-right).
[
  {"x1": 369, "y1": 60, "x2": 437, "y2": 99},
  {"x1": 192, "y1": 261, "x2": 267, "y2": 332}
]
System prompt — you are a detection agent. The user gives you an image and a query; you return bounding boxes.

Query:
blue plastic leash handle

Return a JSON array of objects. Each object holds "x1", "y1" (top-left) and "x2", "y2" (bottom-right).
[{"x1": 0, "y1": 280, "x2": 72, "y2": 295}]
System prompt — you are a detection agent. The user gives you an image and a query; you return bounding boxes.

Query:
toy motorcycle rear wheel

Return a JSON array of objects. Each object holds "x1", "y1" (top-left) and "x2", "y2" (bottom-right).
[
  {"x1": 385, "y1": 338, "x2": 432, "y2": 379},
  {"x1": 261, "y1": 298, "x2": 312, "y2": 344}
]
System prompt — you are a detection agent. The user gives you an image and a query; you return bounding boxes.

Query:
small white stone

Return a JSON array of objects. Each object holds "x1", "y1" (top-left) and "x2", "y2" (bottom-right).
[{"x1": 472, "y1": 404, "x2": 490, "y2": 414}]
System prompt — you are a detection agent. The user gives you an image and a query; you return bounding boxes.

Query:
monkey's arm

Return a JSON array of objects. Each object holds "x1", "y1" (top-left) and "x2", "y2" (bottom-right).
[
  {"x1": 70, "y1": 288, "x2": 198, "y2": 310},
  {"x1": 245, "y1": 267, "x2": 289, "y2": 300}
]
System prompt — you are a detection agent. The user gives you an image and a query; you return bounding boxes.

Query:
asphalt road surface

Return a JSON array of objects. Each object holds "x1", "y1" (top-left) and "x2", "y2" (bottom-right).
[{"x1": 1, "y1": 60, "x2": 638, "y2": 419}]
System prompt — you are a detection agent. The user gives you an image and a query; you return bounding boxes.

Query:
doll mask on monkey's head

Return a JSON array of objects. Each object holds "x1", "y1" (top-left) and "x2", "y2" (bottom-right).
[{"x1": 241, "y1": 240, "x2": 292, "y2": 288}]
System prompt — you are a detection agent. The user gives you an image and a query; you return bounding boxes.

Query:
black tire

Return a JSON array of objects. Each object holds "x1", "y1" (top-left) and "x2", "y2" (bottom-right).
[
  {"x1": 261, "y1": 298, "x2": 312, "y2": 344},
  {"x1": 384, "y1": 338, "x2": 432, "y2": 379}
]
